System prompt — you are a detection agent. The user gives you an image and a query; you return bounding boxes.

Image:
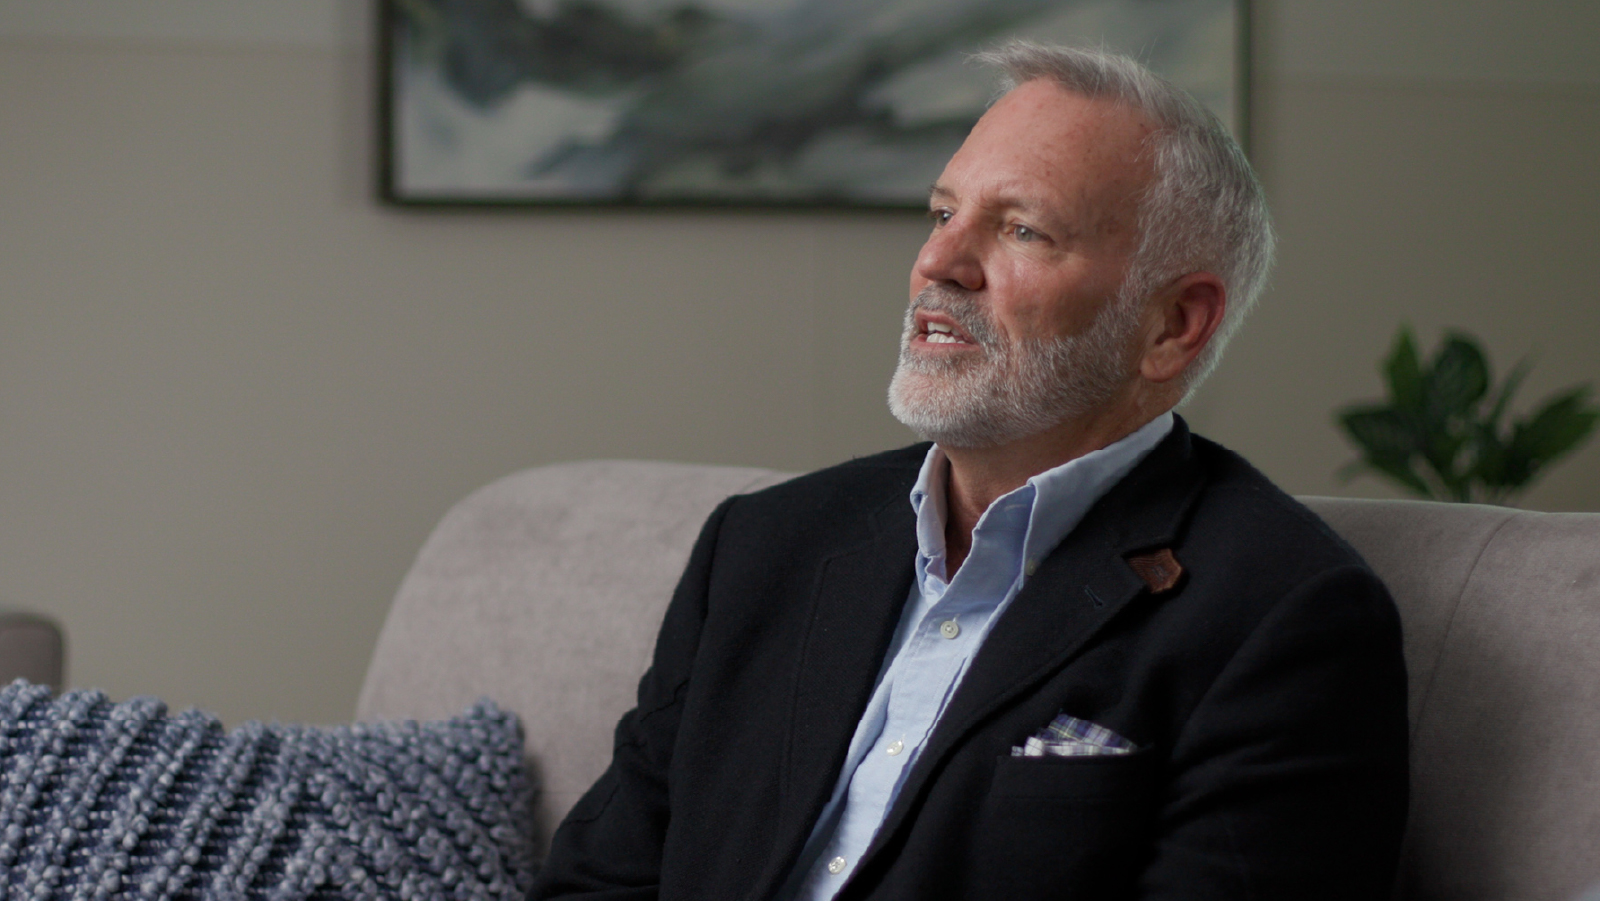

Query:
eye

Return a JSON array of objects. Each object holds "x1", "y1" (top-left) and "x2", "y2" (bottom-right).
[
  {"x1": 927, "y1": 208, "x2": 953, "y2": 228},
  {"x1": 1010, "y1": 223, "x2": 1042, "y2": 243}
]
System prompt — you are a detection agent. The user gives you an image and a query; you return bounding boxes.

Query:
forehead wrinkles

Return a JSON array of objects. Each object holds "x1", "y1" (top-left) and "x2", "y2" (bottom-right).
[
  {"x1": 1044, "y1": 106, "x2": 1155, "y2": 239},
  {"x1": 953, "y1": 87, "x2": 1156, "y2": 241}
]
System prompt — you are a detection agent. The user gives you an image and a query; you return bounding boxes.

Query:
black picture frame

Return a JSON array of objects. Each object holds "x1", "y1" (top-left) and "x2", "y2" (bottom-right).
[{"x1": 378, "y1": 0, "x2": 1250, "y2": 209}]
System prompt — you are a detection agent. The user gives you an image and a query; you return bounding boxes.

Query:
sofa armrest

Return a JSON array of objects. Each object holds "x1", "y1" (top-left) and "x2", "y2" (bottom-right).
[{"x1": 0, "y1": 611, "x2": 64, "y2": 690}]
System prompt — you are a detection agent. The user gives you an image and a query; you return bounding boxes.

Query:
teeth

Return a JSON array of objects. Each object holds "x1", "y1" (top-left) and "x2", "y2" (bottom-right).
[{"x1": 924, "y1": 321, "x2": 965, "y2": 344}]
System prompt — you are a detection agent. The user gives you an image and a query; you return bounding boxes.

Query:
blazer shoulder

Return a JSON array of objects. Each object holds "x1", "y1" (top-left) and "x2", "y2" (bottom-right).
[
  {"x1": 1173, "y1": 435, "x2": 1404, "y2": 690},
  {"x1": 728, "y1": 443, "x2": 928, "y2": 514},
  {"x1": 1189, "y1": 434, "x2": 1372, "y2": 574},
  {"x1": 701, "y1": 444, "x2": 925, "y2": 557}
]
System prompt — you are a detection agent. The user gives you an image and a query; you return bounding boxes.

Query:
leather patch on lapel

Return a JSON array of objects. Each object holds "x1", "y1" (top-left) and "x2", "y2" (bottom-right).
[{"x1": 1126, "y1": 548, "x2": 1183, "y2": 593}]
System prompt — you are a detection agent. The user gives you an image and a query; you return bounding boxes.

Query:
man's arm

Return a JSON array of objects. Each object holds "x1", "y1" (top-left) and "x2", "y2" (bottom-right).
[
  {"x1": 1138, "y1": 563, "x2": 1410, "y2": 899},
  {"x1": 530, "y1": 497, "x2": 735, "y2": 899}
]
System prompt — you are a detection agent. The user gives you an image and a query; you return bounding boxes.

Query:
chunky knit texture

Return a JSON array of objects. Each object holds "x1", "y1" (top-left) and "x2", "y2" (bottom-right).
[{"x1": 0, "y1": 681, "x2": 535, "y2": 899}]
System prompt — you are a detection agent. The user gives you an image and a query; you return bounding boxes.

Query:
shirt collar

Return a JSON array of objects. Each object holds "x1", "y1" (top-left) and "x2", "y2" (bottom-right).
[{"x1": 908, "y1": 411, "x2": 1175, "y2": 571}]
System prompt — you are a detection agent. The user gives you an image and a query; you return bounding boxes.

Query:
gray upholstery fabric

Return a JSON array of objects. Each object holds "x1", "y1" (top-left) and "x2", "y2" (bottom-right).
[
  {"x1": 359, "y1": 462, "x2": 1600, "y2": 899},
  {"x1": 356, "y1": 460, "x2": 794, "y2": 847},
  {"x1": 1305, "y1": 499, "x2": 1600, "y2": 901}
]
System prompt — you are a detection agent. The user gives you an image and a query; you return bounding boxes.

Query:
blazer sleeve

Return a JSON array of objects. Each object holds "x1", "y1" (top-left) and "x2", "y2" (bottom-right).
[
  {"x1": 530, "y1": 497, "x2": 735, "y2": 900},
  {"x1": 1137, "y1": 563, "x2": 1410, "y2": 900}
]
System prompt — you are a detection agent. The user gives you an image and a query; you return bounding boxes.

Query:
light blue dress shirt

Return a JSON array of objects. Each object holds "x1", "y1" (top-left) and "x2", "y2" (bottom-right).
[{"x1": 781, "y1": 412, "x2": 1175, "y2": 900}]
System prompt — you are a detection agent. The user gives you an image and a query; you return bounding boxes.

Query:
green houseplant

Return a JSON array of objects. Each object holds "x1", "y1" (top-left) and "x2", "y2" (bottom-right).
[{"x1": 1336, "y1": 326, "x2": 1599, "y2": 505}]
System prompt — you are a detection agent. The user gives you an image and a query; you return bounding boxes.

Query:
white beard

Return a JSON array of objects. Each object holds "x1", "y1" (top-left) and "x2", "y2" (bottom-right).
[{"x1": 887, "y1": 285, "x2": 1143, "y2": 448}]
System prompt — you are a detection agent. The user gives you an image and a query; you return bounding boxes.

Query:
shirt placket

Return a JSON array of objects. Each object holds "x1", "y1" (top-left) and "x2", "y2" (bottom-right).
[{"x1": 816, "y1": 512, "x2": 1028, "y2": 887}]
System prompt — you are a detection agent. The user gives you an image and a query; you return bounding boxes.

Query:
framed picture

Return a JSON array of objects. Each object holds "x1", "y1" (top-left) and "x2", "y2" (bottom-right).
[{"x1": 379, "y1": 0, "x2": 1248, "y2": 208}]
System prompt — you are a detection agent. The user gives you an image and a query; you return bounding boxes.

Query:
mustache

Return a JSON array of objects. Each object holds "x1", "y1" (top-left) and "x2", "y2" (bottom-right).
[{"x1": 907, "y1": 285, "x2": 1002, "y2": 349}]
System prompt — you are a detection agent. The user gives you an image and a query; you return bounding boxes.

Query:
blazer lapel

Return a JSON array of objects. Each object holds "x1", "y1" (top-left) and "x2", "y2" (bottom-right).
[
  {"x1": 752, "y1": 492, "x2": 918, "y2": 898},
  {"x1": 866, "y1": 422, "x2": 1208, "y2": 858}
]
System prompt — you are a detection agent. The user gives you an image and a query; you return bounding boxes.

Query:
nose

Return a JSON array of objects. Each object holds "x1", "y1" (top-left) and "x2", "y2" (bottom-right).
[{"x1": 912, "y1": 216, "x2": 984, "y2": 291}]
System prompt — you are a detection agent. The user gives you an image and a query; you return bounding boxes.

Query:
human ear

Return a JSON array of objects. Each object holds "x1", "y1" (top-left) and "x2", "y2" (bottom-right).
[{"x1": 1138, "y1": 272, "x2": 1226, "y2": 384}]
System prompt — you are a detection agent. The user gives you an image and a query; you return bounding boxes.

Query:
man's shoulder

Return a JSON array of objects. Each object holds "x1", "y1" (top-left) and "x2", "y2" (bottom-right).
[
  {"x1": 699, "y1": 444, "x2": 928, "y2": 557},
  {"x1": 733, "y1": 443, "x2": 929, "y2": 511},
  {"x1": 1186, "y1": 431, "x2": 1373, "y2": 576}
]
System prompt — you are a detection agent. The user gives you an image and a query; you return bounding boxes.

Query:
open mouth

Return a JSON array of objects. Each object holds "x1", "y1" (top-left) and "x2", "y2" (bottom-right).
[{"x1": 915, "y1": 311, "x2": 977, "y2": 347}]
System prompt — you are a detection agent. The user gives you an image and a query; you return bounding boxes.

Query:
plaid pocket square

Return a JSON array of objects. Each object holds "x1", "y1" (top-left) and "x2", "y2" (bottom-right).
[{"x1": 1011, "y1": 713, "x2": 1137, "y2": 757}]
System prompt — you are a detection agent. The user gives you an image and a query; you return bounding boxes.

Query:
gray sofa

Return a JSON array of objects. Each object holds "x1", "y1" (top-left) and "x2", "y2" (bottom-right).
[
  {"x1": 357, "y1": 460, "x2": 1600, "y2": 901},
  {"x1": 0, "y1": 610, "x2": 65, "y2": 690}
]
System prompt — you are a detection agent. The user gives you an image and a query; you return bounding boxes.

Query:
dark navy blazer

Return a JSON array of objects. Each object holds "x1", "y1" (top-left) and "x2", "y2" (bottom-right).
[{"x1": 532, "y1": 419, "x2": 1409, "y2": 900}]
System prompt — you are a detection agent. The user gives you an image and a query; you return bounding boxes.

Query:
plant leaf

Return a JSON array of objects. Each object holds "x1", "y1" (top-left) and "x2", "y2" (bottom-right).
[
  {"x1": 1509, "y1": 387, "x2": 1600, "y2": 466},
  {"x1": 1427, "y1": 333, "x2": 1491, "y2": 414},
  {"x1": 1337, "y1": 407, "x2": 1435, "y2": 498},
  {"x1": 1339, "y1": 407, "x2": 1420, "y2": 461},
  {"x1": 1483, "y1": 355, "x2": 1531, "y2": 435},
  {"x1": 1342, "y1": 327, "x2": 1596, "y2": 504},
  {"x1": 1383, "y1": 327, "x2": 1425, "y2": 415},
  {"x1": 1468, "y1": 422, "x2": 1515, "y2": 489},
  {"x1": 1419, "y1": 430, "x2": 1467, "y2": 489}
]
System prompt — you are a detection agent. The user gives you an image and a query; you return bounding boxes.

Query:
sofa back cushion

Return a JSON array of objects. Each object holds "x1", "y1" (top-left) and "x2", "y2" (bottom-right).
[
  {"x1": 356, "y1": 460, "x2": 793, "y2": 847},
  {"x1": 1303, "y1": 498, "x2": 1600, "y2": 901}
]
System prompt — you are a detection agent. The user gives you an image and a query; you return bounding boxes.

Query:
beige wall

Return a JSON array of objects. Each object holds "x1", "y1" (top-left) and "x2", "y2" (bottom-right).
[{"x1": 1, "y1": 0, "x2": 1596, "y2": 724}]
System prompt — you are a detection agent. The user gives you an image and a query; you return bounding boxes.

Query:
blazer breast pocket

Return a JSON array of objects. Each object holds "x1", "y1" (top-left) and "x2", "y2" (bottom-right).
[
  {"x1": 970, "y1": 748, "x2": 1160, "y2": 898},
  {"x1": 989, "y1": 744, "x2": 1157, "y2": 800}
]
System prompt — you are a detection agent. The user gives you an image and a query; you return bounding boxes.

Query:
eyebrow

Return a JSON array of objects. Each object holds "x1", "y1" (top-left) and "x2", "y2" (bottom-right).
[{"x1": 929, "y1": 181, "x2": 1058, "y2": 220}]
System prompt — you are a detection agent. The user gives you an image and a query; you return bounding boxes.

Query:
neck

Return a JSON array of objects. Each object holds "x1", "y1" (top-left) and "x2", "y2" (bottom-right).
[{"x1": 939, "y1": 398, "x2": 1166, "y2": 574}]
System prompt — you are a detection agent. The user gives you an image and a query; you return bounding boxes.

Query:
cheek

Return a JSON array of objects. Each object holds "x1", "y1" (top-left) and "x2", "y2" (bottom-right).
[
  {"x1": 1014, "y1": 260, "x2": 1132, "y2": 337},
  {"x1": 995, "y1": 269, "x2": 1097, "y2": 338}
]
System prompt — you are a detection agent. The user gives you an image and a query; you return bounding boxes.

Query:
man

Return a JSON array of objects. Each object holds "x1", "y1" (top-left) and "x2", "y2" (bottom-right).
[{"x1": 533, "y1": 42, "x2": 1408, "y2": 900}]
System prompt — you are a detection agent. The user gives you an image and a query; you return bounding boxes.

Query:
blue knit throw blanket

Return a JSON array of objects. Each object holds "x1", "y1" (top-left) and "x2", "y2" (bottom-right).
[{"x1": 0, "y1": 681, "x2": 535, "y2": 899}]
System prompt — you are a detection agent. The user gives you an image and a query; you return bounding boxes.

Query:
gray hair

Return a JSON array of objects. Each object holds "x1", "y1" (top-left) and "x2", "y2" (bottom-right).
[{"x1": 972, "y1": 40, "x2": 1276, "y2": 395}]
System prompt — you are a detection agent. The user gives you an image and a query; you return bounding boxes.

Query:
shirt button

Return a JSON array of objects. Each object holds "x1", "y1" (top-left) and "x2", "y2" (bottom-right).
[
  {"x1": 1025, "y1": 558, "x2": 1038, "y2": 576},
  {"x1": 939, "y1": 620, "x2": 961, "y2": 639},
  {"x1": 827, "y1": 856, "x2": 847, "y2": 875},
  {"x1": 885, "y1": 740, "x2": 904, "y2": 756}
]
